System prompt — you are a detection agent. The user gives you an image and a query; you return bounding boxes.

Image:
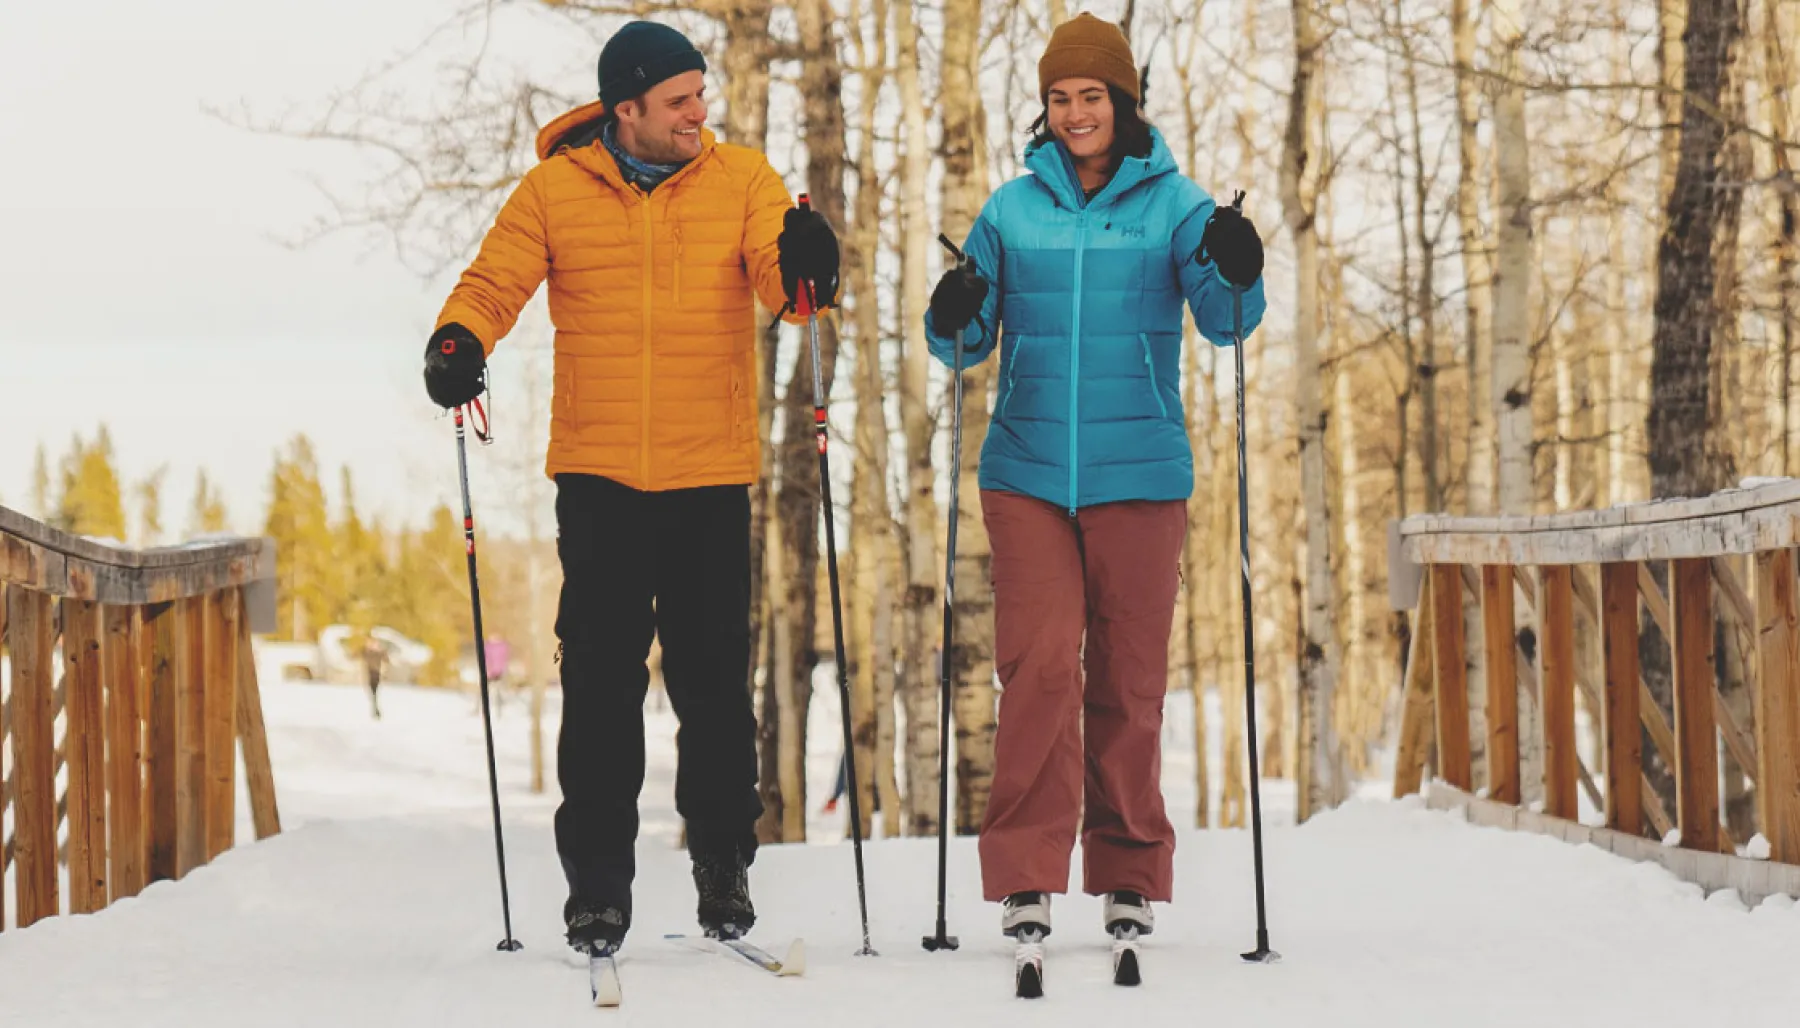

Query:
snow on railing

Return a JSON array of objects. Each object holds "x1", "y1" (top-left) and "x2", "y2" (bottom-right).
[{"x1": 1, "y1": 504, "x2": 281, "y2": 929}]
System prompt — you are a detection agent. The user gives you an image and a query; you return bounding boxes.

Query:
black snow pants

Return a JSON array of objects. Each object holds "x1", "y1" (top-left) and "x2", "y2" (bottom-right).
[{"x1": 552, "y1": 473, "x2": 762, "y2": 917}]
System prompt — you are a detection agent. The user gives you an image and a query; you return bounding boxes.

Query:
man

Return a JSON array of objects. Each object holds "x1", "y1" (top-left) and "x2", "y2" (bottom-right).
[{"x1": 421, "y1": 20, "x2": 839, "y2": 957}]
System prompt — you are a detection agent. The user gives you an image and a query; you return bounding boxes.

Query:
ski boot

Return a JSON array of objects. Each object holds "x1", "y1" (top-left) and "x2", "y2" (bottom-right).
[
  {"x1": 693, "y1": 851, "x2": 755, "y2": 940},
  {"x1": 1103, "y1": 891, "x2": 1154, "y2": 937},
  {"x1": 1001, "y1": 891, "x2": 1051, "y2": 938},
  {"x1": 564, "y1": 896, "x2": 629, "y2": 956}
]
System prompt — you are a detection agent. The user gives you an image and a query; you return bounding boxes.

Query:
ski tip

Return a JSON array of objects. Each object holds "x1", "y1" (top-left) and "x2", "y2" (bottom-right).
[
  {"x1": 591, "y1": 957, "x2": 623, "y2": 1007},
  {"x1": 1015, "y1": 962, "x2": 1044, "y2": 999},
  {"x1": 779, "y1": 938, "x2": 806, "y2": 977}
]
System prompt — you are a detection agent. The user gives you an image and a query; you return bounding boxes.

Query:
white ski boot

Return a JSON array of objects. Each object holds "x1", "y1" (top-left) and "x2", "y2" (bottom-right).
[
  {"x1": 1103, "y1": 890, "x2": 1154, "y2": 936},
  {"x1": 1001, "y1": 891, "x2": 1052, "y2": 938}
]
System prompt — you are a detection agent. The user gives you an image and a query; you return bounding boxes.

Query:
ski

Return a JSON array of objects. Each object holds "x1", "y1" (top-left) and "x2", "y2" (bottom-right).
[
  {"x1": 1013, "y1": 928, "x2": 1046, "y2": 999},
  {"x1": 663, "y1": 933, "x2": 806, "y2": 977},
  {"x1": 588, "y1": 949, "x2": 622, "y2": 1007},
  {"x1": 1112, "y1": 926, "x2": 1142, "y2": 987}
]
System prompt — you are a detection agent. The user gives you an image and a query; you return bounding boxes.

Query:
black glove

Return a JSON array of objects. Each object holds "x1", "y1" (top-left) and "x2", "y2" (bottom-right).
[
  {"x1": 778, "y1": 207, "x2": 840, "y2": 307},
  {"x1": 928, "y1": 263, "x2": 989, "y2": 335},
  {"x1": 423, "y1": 323, "x2": 488, "y2": 409},
  {"x1": 1196, "y1": 200, "x2": 1264, "y2": 288}
]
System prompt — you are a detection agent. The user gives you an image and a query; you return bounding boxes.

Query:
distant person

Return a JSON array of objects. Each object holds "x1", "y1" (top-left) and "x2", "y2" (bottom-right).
[
  {"x1": 420, "y1": 19, "x2": 839, "y2": 957},
  {"x1": 361, "y1": 636, "x2": 388, "y2": 720}
]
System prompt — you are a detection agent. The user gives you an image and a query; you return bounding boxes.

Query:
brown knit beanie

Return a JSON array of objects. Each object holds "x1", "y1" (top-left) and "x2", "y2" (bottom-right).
[{"x1": 1037, "y1": 13, "x2": 1140, "y2": 105}]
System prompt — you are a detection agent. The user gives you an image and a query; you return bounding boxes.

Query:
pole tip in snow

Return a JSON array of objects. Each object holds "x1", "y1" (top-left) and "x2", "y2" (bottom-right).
[
  {"x1": 497, "y1": 938, "x2": 523, "y2": 952},
  {"x1": 1240, "y1": 946, "x2": 1280, "y2": 964},
  {"x1": 921, "y1": 932, "x2": 961, "y2": 952}
]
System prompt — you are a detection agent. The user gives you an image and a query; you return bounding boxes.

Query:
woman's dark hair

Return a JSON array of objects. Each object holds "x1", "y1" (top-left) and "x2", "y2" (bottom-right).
[{"x1": 1027, "y1": 83, "x2": 1154, "y2": 163}]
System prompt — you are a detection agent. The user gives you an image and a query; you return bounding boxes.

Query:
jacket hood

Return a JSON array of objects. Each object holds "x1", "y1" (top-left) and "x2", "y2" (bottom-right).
[{"x1": 1023, "y1": 126, "x2": 1177, "y2": 211}]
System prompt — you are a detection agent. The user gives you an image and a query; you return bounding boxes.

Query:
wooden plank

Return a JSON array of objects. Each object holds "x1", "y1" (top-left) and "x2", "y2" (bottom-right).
[
  {"x1": 1710, "y1": 556, "x2": 1758, "y2": 639},
  {"x1": 6, "y1": 586, "x2": 60, "y2": 926},
  {"x1": 1539, "y1": 567, "x2": 1579, "y2": 820},
  {"x1": 1642, "y1": 773, "x2": 1675, "y2": 839},
  {"x1": 145, "y1": 601, "x2": 180, "y2": 884},
  {"x1": 1482, "y1": 566, "x2": 1521, "y2": 804},
  {"x1": 0, "y1": 586, "x2": 8, "y2": 932},
  {"x1": 0, "y1": 511, "x2": 274, "y2": 606},
  {"x1": 62, "y1": 599, "x2": 109, "y2": 914},
  {"x1": 105, "y1": 604, "x2": 146, "y2": 900},
  {"x1": 0, "y1": 504, "x2": 264, "y2": 571},
  {"x1": 1713, "y1": 684, "x2": 1759, "y2": 787},
  {"x1": 1393, "y1": 594, "x2": 1435, "y2": 798},
  {"x1": 1670, "y1": 558, "x2": 1722, "y2": 854},
  {"x1": 1600, "y1": 563, "x2": 1644, "y2": 837},
  {"x1": 176, "y1": 596, "x2": 207, "y2": 876},
  {"x1": 235, "y1": 596, "x2": 282, "y2": 840},
  {"x1": 1429, "y1": 564, "x2": 1473, "y2": 791},
  {"x1": 1638, "y1": 562, "x2": 1674, "y2": 639},
  {"x1": 204, "y1": 590, "x2": 239, "y2": 861},
  {"x1": 1754, "y1": 549, "x2": 1800, "y2": 864}
]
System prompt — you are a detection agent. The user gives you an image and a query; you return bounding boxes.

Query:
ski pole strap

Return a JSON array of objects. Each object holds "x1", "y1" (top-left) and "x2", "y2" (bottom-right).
[{"x1": 467, "y1": 394, "x2": 493, "y2": 445}]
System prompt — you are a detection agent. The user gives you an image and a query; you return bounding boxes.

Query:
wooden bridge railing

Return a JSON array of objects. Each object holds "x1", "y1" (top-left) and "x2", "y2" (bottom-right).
[
  {"x1": 0, "y1": 505, "x2": 280, "y2": 930},
  {"x1": 1389, "y1": 481, "x2": 1800, "y2": 872}
]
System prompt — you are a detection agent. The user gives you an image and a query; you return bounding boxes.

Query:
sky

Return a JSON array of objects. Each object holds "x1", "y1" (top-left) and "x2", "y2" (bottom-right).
[{"x1": 0, "y1": 1, "x2": 592, "y2": 538}]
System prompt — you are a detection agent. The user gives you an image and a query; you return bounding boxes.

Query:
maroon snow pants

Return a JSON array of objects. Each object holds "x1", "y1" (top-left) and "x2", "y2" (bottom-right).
[{"x1": 977, "y1": 489, "x2": 1185, "y2": 903}]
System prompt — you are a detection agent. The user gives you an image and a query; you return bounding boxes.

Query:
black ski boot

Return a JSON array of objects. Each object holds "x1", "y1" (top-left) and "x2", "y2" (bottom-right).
[
  {"x1": 564, "y1": 896, "x2": 629, "y2": 956},
  {"x1": 692, "y1": 851, "x2": 755, "y2": 940}
]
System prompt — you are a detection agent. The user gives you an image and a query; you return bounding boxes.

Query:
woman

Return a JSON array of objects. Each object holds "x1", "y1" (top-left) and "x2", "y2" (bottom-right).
[{"x1": 925, "y1": 13, "x2": 1267, "y2": 943}]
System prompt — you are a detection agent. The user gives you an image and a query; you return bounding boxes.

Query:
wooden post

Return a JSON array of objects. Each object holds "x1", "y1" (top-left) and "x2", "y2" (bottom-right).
[
  {"x1": 1539, "y1": 566, "x2": 1579, "y2": 820},
  {"x1": 1394, "y1": 589, "x2": 1436, "y2": 798},
  {"x1": 1600, "y1": 563, "x2": 1643, "y2": 837},
  {"x1": 62, "y1": 599, "x2": 110, "y2": 914},
  {"x1": 176, "y1": 596, "x2": 207, "y2": 876},
  {"x1": 1429, "y1": 564, "x2": 1473, "y2": 790},
  {"x1": 0, "y1": 587, "x2": 7, "y2": 932},
  {"x1": 204, "y1": 590, "x2": 239, "y2": 861},
  {"x1": 105, "y1": 605, "x2": 147, "y2": 900},
  {"x1": 1754, "y1": 548, "x2": 1800, "y2": 863},
  {"x1": 7, "y1": 586, "x2": 60, "y2": 926},
  {"x1": 1481, "y1": 566, "x2": 1521, "y2": 804},
  {"x1": 1670, "y1": 557, "x2": 1721, "y2": 854},
  {"x1": 145, "y1": 601, "x2": 180, "y2": 884},
  {"x1": 236, "y1": 600, "x2": 282, "y2": 840}
]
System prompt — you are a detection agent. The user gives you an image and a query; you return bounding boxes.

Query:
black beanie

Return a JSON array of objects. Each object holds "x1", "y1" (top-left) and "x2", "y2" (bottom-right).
[{"x1": 598, "y1": 21, "x2": 707, "y2": 110}]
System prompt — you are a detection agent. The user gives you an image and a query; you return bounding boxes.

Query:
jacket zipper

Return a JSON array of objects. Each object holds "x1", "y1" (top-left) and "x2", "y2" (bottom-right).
[
  {"x1": 1139, "y1": 333, "x2": 1167, "y2": 419},
  {"x1": 672, "y1": 221, "x2": 683, "y2": 308},
  {"x1": 641, "y1": 190, "x2": 654, "y2": 489},
  {"x1": 1069, "y1": 211, "x2": 1087, "y2": 516}
]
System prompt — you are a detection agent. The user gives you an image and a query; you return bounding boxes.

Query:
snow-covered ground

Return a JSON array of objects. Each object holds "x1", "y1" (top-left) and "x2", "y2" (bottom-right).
[{"x1": 3, "y1": 665, "x2": 1798, "y2": 1026}]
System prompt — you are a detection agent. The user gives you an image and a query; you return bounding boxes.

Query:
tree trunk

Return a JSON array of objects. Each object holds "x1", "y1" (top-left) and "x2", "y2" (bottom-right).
[
  {"x1": 1762, "y1": 12, "x2": 1797, "y2": 476},
  {"x1": 894, "y1": 0, "x2": 942, "y2": 838},
  {"x1": 1454, "y1": 0, "x2": 1496, "y2": 518},
  {"x1": 847, "y1": 0, "x2": 897, "y2": 839},
  {"x1": 719, "y1": 0, "x2": 789, "y2": 846},
  {"x1": 942, "y1": 0, "x2": 996, "y2": 834},
  {"x1": 774, "y1": 0, "x2": 851, "y2": 841},
  {"x1": 1282, "y1": 0, "x2": 1345, "y2": 822},
  {"x1": 1650, "y1": 0, "x2": 1742, "y2": 501}
]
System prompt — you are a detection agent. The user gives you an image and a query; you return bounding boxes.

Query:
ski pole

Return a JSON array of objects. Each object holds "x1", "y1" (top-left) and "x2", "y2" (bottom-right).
[
  {"x1": 922, "y1": 232, "x2": 974, "y2": 954},
  {"x1": 1219, "y1": 191, "x2": 1279, "y2": 965},
  {"x1": 451, "y1": 399, "x2": 524, "y2": 954},
  {"x1": 797, "y1": 195, "x2": 877, "y2": 957}
]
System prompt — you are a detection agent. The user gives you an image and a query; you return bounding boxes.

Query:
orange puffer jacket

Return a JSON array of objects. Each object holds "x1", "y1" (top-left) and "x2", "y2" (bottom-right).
[{"x1": 434, "y1": 100, "x2": 805, "y2": 491}]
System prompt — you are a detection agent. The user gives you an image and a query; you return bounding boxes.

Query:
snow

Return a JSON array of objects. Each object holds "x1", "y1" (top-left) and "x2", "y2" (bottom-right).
[{"x1": 4, "y1": 669, "x2": 1799, "y2": 1025}]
